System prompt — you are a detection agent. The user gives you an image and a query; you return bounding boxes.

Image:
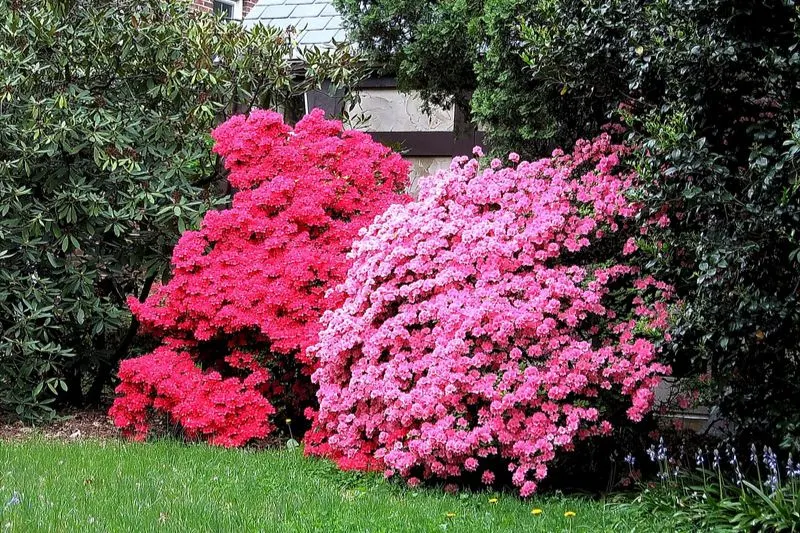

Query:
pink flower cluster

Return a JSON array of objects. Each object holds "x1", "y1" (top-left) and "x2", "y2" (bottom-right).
[
  {"x1": 305, "y1": 135, "x2": 673, "y2": 496},
  {"x1": 110, "y1": 109, "x2": 409, "y2": 444}
]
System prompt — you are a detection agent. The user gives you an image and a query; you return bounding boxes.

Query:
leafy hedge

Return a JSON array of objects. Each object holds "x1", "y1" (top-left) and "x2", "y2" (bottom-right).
[
  {"x1": 0, "y1": 0, "x2": 363, "y2": 420},
  {"x1": 520, "y1": 0, "x2": 800, "y2": 450}
]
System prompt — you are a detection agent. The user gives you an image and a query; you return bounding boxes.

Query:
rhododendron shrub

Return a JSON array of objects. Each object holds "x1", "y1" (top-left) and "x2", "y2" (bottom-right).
[
  {"x1": 110, "y1": 109, "x2": 409, "y2": 445},
  {"x1": 307, "y1": 135, "x2": 674, "y2": 495}
]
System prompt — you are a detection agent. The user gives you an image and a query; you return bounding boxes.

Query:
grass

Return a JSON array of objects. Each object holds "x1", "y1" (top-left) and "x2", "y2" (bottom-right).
[{"x1": 0, "y1": 438, "x2": 668, "y2": 532}]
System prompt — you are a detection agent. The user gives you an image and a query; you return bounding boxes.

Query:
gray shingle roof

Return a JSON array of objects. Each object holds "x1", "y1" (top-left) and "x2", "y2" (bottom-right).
[{"x1": 243, "y1": 0, "x2": 347, "y2": 47}]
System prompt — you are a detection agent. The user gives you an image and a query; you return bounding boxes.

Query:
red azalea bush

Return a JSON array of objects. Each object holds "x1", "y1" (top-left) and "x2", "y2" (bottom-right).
[
  {"x1": 111, "y1": 341, "x2": 276, "y2": 447},
  {"x1": 306, "y1": 136, "x2": 674, "y2": 496},
  {"x1": 110, "y1": 109, "x2": 410, "y2": 445}
]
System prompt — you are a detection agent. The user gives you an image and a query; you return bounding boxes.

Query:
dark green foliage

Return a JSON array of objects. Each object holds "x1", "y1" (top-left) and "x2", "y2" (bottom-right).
[
  {"x1": 470, "y1": 0, "x2": 609, "y2": 154},
  {"x1": 519, "y1": 0, "x2": 800, "y2": 450},
  {"x1": 0, "y1": 0, "x2": 363, "y2": 420},
  {"x1": 334, "y1": 0, "x2": 477, "y2": 112},
  {"x1": 333, "y1": 0, "x2": 608, "y2": 154}
]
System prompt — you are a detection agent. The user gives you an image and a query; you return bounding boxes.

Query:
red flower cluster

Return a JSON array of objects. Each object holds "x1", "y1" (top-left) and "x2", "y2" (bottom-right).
[
  {"x1": 110, "y1": 109, "x2": 409, "y2": 444},
  {"x1": 111, "y1": 342, "x2": 275, "y2": 447}
]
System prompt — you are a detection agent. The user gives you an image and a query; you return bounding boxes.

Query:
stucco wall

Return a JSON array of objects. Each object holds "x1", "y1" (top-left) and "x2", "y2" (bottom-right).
[
  {"x1": 348, "y1": 89, "x2": 456, "y2": 183},
  {"x1": 406, "y1": 157, "x2": 453, "y2": 195},
  {"x1": 352, "y1": 89, "x2": 454, "y2": 133}
]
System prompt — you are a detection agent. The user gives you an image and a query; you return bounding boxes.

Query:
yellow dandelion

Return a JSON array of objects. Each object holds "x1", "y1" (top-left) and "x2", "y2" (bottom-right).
[
  {"x1": 531, "y1": 508, "x2": 543, "y2": 515},
  {"x1": 564, "y1": 511, "x2": 576, "y2": 518},
  {"x1": 445, "y1": 512, "x2": 456, "y2": 519},
  {"x1": 488, "y1": 498, "x2": 498, "y2": 504}
]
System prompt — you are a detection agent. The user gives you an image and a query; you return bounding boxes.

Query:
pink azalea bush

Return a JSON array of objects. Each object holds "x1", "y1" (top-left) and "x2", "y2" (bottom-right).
[
  {"x1": 306, "y1": 135, "x2": 674, "y2": 495},
  {"x1": 110, "y1": 109, "x2": 409, "y2": 445}
]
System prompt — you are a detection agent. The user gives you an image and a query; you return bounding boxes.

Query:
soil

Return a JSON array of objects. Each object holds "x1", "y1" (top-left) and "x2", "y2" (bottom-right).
[
  {"x1": 0, "y1": 409, "x2": 288, "y2": 448},
  {"x1": 0, "y1": 408, "x2": 120, "y2": 442}
]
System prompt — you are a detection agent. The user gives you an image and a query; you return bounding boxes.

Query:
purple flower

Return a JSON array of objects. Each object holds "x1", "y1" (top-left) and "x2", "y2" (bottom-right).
[
  {"x1": 647, "y1": 445, "x2": 657, "y2": 462},
  {"x1": 786, "y1": 454, "x2": 800, "y2": 479},
  {"x1": 695, "y1": 448, "x2": 705, "y2": 467},
  {"x1": 657, "y1": 437, "x2": 668, "y2": 461},
  {"x1": 727, "y1": 445, "x2": 743, "y2": 486},
  {"x1": 5, "y1": 491, "x2": 20, "y2": 507},
  {"x1": 763, "y1": 446, "x2": 780, "y2": 492}
]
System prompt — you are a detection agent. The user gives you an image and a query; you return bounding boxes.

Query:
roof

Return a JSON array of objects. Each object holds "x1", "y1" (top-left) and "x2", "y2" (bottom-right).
[{"x1": 243, "y1": 0, "x2": 347, "y2": 47}]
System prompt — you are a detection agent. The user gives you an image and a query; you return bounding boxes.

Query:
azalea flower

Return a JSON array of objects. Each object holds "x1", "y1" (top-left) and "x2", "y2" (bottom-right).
[
  {"x1": 308, "y1": 134, "x2": 673, "y2": 495},
  {"x1": 110, "y1": 109, "x2": 410, "y2": 446}
]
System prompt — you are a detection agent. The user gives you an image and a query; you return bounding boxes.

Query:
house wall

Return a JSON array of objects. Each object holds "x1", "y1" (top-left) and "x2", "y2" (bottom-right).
[
  {"x1": 303, "y1": 78, "x2": 483, "y2": 185},
  {"x1": 351, "y1": 90, "x2": 455, "y2": 133},
  {"x1": 347, "y1": 88, "x2": 457, "y2": 186},
  {"x1": 406, "y1": 157, "x2": 453, "y2": 194}
]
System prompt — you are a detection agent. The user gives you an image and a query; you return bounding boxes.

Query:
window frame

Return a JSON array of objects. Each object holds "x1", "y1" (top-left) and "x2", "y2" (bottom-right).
[{"x1": 212, "y1": 0, "x2": 242, "y2": 21}]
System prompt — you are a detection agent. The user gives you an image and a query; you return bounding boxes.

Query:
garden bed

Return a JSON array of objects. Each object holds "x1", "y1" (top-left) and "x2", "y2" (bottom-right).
[{"x1": 0, "y1": 410, "x2": 117, "y2": 442}]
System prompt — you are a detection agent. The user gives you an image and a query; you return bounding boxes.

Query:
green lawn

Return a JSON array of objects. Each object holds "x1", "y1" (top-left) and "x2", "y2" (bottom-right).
[{"x1": 0, "y1": 439, "x2": 667, "y2": 532}]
